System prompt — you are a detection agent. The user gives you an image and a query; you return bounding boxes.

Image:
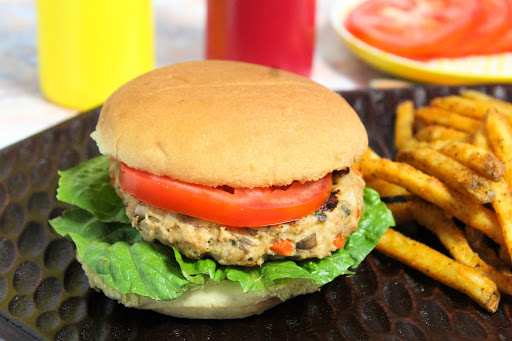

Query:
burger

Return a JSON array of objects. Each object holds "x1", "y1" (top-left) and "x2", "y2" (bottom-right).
[{"x1": 50, "y1": 60, "x2": 393, "y2": 319}]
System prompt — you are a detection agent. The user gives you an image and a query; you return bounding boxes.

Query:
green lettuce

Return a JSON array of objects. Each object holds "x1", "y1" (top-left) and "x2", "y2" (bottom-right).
[
  {"x1": 50, "y1": 156, "x2": 394, "y2": 301},
  {"x1": 56, "y1": 156, "x2": 130, "y2": 224}
]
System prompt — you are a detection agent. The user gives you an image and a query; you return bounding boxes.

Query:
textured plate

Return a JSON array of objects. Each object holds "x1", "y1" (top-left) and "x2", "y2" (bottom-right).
[
  {"x1": 2, "y1": 85, "x2": 512, "y2": 340},
  {"x1": 330, "y1": 0, "x2": 512, "y2": 85}
]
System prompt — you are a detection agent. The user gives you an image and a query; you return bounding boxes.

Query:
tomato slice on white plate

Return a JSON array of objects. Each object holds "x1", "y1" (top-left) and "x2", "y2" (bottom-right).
[
  {"x1": 450, "y1": 0, "x2": 511, "y2": 56},
  {"x1": 119, "y1": 163, "x2": 333, "y2": 228},
  {"x1": 344, "y1": 0, "x2": 484, "y2": 59},
  {"x1": 493, "y1": 0, "x2": 512, "y2": 53}
]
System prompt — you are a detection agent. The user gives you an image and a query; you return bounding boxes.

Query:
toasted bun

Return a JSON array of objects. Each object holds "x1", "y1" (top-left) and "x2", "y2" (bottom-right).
[
  {"x1": 92, "y1": 60, "x2": 368, "y2": 188},
  {"x1": 78, "y1": 256, "x2": 321, "y2": 319}
]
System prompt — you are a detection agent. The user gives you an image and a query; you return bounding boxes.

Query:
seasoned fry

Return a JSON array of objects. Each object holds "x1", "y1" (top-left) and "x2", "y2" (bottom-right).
[
  {"x1": 396, "y1": 137, "x2": 428, "y2": 150},
  {"x1": 415, "y1": 125, "x2": 471, "y2": 143},
  {"x1": 395, "y1": 100, "x2": 415, "y2": 150},
  {"x1": 385, "y1": 202, "x2": 415, "y2": 225},
  {"x1": 408, "y1": 201, "x2": 512, "y2": 296},
  {"x1": 499, "y1": 246, "x2": 512, "y2": 268},
  {"x1": 464, "y1": 226, "x2": 502, "y2": 268},
  {"x1": 435, "y1": 141, "x2": 505, "y2": 182},
  {"x1": 415, "y1": 106, "x2": 481, "y2": 133},
  {"x1": 360, "y1": 157, "x2": 504, "y2": 245},
  {"x1": 376, "y1": 228, "x2": 500, "y2": 312},
  {"x1": 361, "y1": 149, "x2": 412, "y2": 198},
  {"x1": 387, "y1": 200, "x2": 512, "y2": 297},
  {"x1": 365, "y1": 178, "x2": 411, "y2": 198},
  {"x1": 396, "y1": 148, "x2": 496, "y2": 204},
  {"x1": 361, "y1": 147, "x2": 381, "y2": 161},
  {"x1": 430, "y1": 95, "x2": 492, "y2": 119},
  {"x1": 382, "y1": 93, "x2": 512, "y2": 312},
  {"x1": 491, "y1": 180, "x2": 512, "y2": 264},
  {"x1": 394, "y1": 135, "x2": 442, "y2": 150},
  {"x1": 359, "y1": 148, "x2": 381, "y2": 176},
  {"x1": 414, "y1": 120, "x2": 426, "y2": 134},
  {"x1": 472, "y1": 121, "x2": 491, "y2": 151},
  {"x1": 485, "y1": 108, "x2": 512, "y2": 186},
  {"x1": 460, "y1": 90, "x2": 512, "y2": 115}
]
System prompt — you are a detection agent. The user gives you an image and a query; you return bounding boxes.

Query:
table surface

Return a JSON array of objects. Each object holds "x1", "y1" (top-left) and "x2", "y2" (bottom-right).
[{"x1": 0, "y1": 0, "x2": 395, "y2": 150}]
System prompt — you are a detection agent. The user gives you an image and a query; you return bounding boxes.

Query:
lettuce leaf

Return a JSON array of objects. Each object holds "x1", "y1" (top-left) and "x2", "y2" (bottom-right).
[
  {"x1": 56, "y1": 156, "x2": 130, "y2": 224},
  {"x1": 50, "y1": 155, "x2": 394, "y2": 301}
]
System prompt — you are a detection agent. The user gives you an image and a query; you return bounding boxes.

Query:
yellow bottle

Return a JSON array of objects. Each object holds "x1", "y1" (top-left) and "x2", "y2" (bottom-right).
[{"x1": 36, "y1": 0, "x2": 154, "y2": 110}]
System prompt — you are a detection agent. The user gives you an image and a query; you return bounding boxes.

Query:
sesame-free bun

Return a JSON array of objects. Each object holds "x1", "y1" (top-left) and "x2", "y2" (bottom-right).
[
  {"x1": 92, "y1": 60, "x2": 368, "y2": 188},
  {"x1": 79, "y1": 256, "x2": 321, "y2": 319}
]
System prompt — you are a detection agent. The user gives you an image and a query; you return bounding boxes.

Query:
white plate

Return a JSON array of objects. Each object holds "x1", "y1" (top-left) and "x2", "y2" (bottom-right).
[{"x1": 330, "y1": 0, "x2": 512, "y2": 84}]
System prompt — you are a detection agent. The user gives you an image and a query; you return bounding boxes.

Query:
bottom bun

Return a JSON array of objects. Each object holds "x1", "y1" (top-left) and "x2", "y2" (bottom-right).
[{"x1": 78, "y1": 256, "x2": 322, "y2": 319}]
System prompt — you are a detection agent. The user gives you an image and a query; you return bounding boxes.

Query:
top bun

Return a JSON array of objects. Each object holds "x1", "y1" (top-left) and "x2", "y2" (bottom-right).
[{"x1": 92, "y1": 60, "x2": 368, "y2": 188}]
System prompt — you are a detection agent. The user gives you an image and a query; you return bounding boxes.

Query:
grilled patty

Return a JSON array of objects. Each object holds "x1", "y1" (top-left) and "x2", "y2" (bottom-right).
[{"x1": 111, "y1": 161, "x2": 365, "y2": 266}]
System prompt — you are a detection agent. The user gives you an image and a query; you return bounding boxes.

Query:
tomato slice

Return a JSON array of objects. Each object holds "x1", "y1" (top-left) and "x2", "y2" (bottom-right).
[
  {"x1": 493, "y1": 0, "x2": 512, "y2": 53},
  {"x1": 451, "y1": 0, "x2": 510, "y2": 56},
  {"x1": 344, "y1": 0, "x2": 483, "y2": 59},
  {"x1": 119, "y1": 163, "x2": 333, "y2": 227},
  {"x1": 495, "y1": 28, "x2": 512, "y2": 53}
]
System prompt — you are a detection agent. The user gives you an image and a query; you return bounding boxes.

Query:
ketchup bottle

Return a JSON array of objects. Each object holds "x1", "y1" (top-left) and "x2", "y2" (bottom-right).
[{"x1": 206, "y1": 0, "x2": 316, "y2": 77}]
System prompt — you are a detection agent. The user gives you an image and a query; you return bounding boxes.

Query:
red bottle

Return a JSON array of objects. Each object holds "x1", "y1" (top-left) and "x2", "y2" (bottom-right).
[{"x1": 206, "y1": 0, "x2": 316, "y2": 77}]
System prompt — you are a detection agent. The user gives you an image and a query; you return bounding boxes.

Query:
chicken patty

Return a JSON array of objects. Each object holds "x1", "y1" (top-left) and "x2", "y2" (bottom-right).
[{"x1": 111, "y1": 161, "x2": 365, "y2": 266}]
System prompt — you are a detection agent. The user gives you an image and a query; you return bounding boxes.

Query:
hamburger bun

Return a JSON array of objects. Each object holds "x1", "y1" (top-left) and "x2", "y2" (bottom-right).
[
  {"x1": 92, "y1": 60, "x2": 368, "y2": 188},
  {"x1": 65, "y1": 61, "x2": 378, "y2": 320}
]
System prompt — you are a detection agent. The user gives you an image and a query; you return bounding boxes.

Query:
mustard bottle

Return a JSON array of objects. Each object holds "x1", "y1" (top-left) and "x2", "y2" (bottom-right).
[{"x1": 36, "y1": 0, "x2": 154, "y2": 110}]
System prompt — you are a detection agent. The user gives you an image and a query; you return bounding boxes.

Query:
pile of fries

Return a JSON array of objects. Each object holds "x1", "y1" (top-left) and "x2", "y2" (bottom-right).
[{"x1": 357, "y1": 90, "x2": 512, "y2": 313}]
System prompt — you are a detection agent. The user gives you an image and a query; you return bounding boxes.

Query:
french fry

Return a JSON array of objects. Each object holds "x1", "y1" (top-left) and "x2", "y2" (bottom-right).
[
  {"x1": 361, "y1": 149, "x2": 412, "y2": 198},
  {"x1": 415, "y1": 125, "x2": 471, "y2": 143},
  {"x1": 460, "y1": 90, "x2": 512, "y2": 115},
  {"x1": 360, "y1": 157, "x2": 504, "y2": 245},
  {"x1": 393, "y1": 133, "x2": 438, "y2": 150},
  {"x1": 396, "y1": 148, "x2": 496, "y2": 204},
  {"x1": 385, "y1": 202, "x2": 415, "y2": 225},
  {"x1": 376, "y1": 228, "x2": 500, "y2": 312},
  {"x1": 365, "y1": 178, "x2": 411, "y2": 198},
  {"x1": 387, "y1": 200, "x2": 512, "y2": 297},
  {"x1": 396, "y1": 137, "x2": 428, "y2": 150},
  {"x1": 464, "y1": 226, "x2": 502, "y2": 268},
  {"x1": 381, "y1": 93, "x2": 512, "y2": 313},
  {"x1": 435, "y1": 141, "x2": 505, "y2": 182},
  {"x1": 352, "y1": 161, "x2": 361, "y2": 172},
  {"x1": 414, "y1": 120, "x2": 426, "y2": 134},
  {"x1": 362, "y1": 147, "x2": 381, "y2": 161},
  {"x1": 491, "y1": 180, "x2": 512, "y2": 264},
  {"x1": 359, "y1": 148, "x2": 381, "y2": 176},
  {"x1": 415, "y1": 106, "x2": 481, "y2": 133},
  {"x1": 485, "y1": 108, "x2": 512, "y2": 186},
  {"x1": 472, "y1": 121, "x2": 491, "y2": 151},
  {"x1": 499, "y1": 245, "x2": 512, "y2": 268},
  {"x1": 430, "y1": 95, "x2": 492, "y2": 119},
  {"x1": 408, "y1": 200, "x2": 512, "y2": 297},
  {"x1": 395, "y1": 100, "x2": 415, "y2": 150}
]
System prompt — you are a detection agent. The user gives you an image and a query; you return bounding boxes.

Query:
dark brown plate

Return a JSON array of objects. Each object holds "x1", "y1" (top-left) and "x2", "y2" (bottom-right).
[{"x1": 2, "y1": 85, "x2": 512, "y2": 341}]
